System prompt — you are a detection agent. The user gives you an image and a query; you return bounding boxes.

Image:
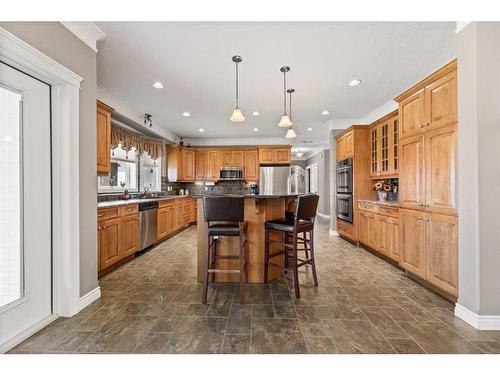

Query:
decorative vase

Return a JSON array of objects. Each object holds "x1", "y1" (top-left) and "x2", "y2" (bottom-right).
[{"x1": 378, "y1": 191, "x2": 387, "y2": 201}]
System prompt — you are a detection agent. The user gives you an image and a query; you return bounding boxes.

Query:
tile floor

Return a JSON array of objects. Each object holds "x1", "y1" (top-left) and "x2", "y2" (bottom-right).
[{"x1": 9, "y1": 220, "x2": 500, "y2": 354}]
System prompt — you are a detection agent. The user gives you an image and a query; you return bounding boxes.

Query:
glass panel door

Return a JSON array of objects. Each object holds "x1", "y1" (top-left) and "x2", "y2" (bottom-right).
[{"x1": 0, "y1": 85, "x2": 23, "y2": 309}]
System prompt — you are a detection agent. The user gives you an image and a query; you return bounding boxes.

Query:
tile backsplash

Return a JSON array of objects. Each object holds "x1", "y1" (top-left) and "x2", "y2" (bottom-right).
[{"x1": 162, "y1": 178, "x2": 254, "y2": 195}]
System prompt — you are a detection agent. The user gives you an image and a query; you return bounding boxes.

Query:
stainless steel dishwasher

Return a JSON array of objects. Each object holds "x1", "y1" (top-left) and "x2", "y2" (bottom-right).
[{"x1": 139, "y1": 201, "x2": 158, "y2": 251}]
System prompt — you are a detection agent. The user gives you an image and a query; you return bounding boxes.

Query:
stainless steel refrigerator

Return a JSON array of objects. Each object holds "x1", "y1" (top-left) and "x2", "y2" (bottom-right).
[
  {"x1": 259, "y1": 166, "x2": 291, "y2": 195},
  {"x1": 290, "y1": 165, "x2": 306, "y2": 194}
]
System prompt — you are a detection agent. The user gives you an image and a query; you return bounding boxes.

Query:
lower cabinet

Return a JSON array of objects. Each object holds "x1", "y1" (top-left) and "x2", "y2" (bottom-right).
[
  {"x1": 357, "y1": 204, "x2": 399, "y2": 262},
  {"x1": 98, "y1": 217, "x2": 121, "y2": 270},
  {"x1": 157, "y1": 198, "x2": 194, "y2": 241},
  {"x1": 98, "y1": 206, "x2": 139, "y2": 272},
  {"x1": 399, "y1": 209, "x2": 458, "y2": 296}
]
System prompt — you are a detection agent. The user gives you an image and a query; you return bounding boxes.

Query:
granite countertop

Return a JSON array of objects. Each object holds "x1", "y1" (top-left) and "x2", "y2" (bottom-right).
[
  {"x1": 98, "y1": 195, "x2": 194, "y2": 209},
  {"x1": 357, "y1": 199, "x2": 400, "y2": 207},
  {"x1": 98, "y1": 193, "x2": 301, "y2": 209}
]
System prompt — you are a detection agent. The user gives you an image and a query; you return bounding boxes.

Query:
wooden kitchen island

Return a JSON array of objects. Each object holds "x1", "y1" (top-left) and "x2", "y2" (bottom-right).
[{"x1": 196, "y1": 195, "x2": 297, "y2": 283}]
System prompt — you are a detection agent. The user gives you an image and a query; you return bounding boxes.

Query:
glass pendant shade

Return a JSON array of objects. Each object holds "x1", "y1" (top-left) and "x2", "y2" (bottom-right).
[
  {"x1": 278, "y1": 114, "x2": 293, "y2": 128},
  {"x1": 230, "y1": 107, "x2": 245, "y2": 122},
  {"x1": 285, "y1": 127, "x2": 297, "y2": 138}
]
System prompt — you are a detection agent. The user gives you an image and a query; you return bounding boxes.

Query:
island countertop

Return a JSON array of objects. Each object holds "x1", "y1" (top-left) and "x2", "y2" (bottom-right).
[{"x1": 196, "y1": 196, "x2": 296, "y2": 283}]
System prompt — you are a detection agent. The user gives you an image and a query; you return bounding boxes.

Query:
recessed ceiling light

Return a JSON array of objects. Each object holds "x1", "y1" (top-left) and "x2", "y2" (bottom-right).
[
  {"x1": 253, "y1": 128, "x2": 259, "y2": 132},
  {"x1": 296, "y1": 152, "x2": 304, "y2": 157},
  {"x1": 321, "y1": 110, "x2": 330, "y2": 115},
  {"x1": 348, "y1": 79, "x2": 362, "y2": 87},
  {"x1": 252, "y1": 111, "x2": 260, "y2": 116},
  {"x1": 198, "y1": 128, "x2": 204, "y2": 132},
  {"x1": 152, "y1": 81, "x2": 164, "y2": 89},
  {"x1": 307, "y1": 127, "x2": 313, "y2": 131},
  {"x1": 182, "y1": 112, "x2": 191, "y2": 117}
]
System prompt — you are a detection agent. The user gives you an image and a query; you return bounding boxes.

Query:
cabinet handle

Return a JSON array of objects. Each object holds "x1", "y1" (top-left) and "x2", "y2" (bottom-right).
[
  {"x1": 417, "y1": 217, "x2": 423, "y2": 221},
  {"x1": 424, "y1": 203, "x2": 430, "y2": 208},
  {"x1": 97, "y1": 213, "x2": 104, "y2": 217},
  {"x1": 425, "y1": 218, "x2": 430, "y2": 222},
  {"x1": 98, "y1": 226, "x2": 101, "y2": 231},
  {"x1": 418, "y1": 202, "x2": 423, "y2": 207},
  {"x1": 102, "y1": 225, "x2": 107, "y2": 229}
]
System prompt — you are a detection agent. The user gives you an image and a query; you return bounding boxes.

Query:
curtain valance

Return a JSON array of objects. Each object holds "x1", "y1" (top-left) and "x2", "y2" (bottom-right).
[{"x1": 111, "y1": 125, "x2": 163, "y2": 160}]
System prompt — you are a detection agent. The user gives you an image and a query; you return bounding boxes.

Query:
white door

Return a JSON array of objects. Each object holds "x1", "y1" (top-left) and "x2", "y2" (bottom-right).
[
  {"x1": 306, "y1": 163, "x2": 318, "y2": 193},
  {"x1": 0, "y1": 62, "x2": 52, "y2": 349}
]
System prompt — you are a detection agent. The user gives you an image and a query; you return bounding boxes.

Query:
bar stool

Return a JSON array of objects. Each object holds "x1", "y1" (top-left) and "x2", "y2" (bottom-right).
[
  {"x1": 202, "y1": 196, "x2": 248, "y2": 304},
  {"x1": 264, "y1": 194, "x2": 319, "y2": 299}
]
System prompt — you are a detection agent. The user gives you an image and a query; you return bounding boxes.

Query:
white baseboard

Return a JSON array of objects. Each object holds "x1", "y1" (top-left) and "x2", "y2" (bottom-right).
[
  {"x1": 79, "y1": 286, "x2": 101, "y2": 311},
  {"x1": 0, "y1": 314, "x2": 58, "y2": 353},
  {"x1": 316, "y1": 212, "x2": 330, "y2": 219},
  {"x1": 329, "y1": 229, "x2": 339, "y2": 237},
  {"x1": 455, "y1": 303, "x2": 500, "y2": 330}
]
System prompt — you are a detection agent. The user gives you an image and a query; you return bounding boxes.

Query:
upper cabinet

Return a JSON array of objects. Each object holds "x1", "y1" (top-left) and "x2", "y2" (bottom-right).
[
  {"x1": 396, "y1": 60, "x2": 457, "y2": 215},
  {"x1": 336, "y1": 130, "x2": 354, "y2": 161},
  {"x1": 167, "y1": 146, "x2": 260, "y2": 182},
  {"x1": 396, "y1": 60, "x2": 457, "y2": 141},
  {"x1": 96, "y1": 100, "x2": 113, "y2": 175},
  {"x1": 258, "y1": 146, "x2": 291, "y2": 165},
  {"x1": 244, "y1": 150, "x2": 259, "y2": 181},
  {"x1": 369, "y1": 111, "x2": 399, "y2": 178}
]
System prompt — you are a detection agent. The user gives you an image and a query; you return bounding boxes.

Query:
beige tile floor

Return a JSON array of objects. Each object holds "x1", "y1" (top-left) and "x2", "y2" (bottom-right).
[{"x1": 9, "y1": 219, "x2": 500, "y2": 354}]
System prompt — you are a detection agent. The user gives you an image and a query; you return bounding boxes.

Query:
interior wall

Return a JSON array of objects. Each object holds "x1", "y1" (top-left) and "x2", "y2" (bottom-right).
[
  {"x1": 0, "y1": 22, "x2": 98, "y2": 298},
  {"x1": 329, "y1": 129, "x2": 342, "y2": 232},
  {"x1": 305, "y1": 149, "x2": 330, "y2": 216},
  {"x1": 457, "y1": 22, "x2": 500, "y2": 317}
]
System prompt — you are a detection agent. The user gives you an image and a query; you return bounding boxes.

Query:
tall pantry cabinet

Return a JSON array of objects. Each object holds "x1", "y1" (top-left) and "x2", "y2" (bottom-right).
[{"x1": 396, "y1": 60, "x2": 458, "y2": 297}]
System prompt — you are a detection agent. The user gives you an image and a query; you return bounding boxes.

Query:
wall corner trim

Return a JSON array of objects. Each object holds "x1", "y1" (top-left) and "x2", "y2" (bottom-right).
[
  {"x1": 61, "y1": 22, "x2": 105, "y2": 53},
  {"x1": 329, "y1": 229, "x2": 339, "y2": 237},
  {"x1": 455, "y1": 303, "x2": 500, "y2": 330},
  {"x1": 79, "y1": 287, "x2": 102, "y2": 311}
]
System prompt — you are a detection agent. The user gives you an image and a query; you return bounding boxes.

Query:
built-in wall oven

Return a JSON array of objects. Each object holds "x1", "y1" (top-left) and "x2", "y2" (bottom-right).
[{"x1": 336, "y1": 158, "x2": 354, "y2": 223}]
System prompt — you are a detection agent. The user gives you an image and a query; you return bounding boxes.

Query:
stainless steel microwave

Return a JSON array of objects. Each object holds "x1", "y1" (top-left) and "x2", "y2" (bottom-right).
[{"x1": 219, "y1": 166, "x2": 244, "y2": 180}]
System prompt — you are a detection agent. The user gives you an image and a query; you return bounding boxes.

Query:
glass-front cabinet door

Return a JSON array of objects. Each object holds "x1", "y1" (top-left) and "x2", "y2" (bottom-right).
[
  {"x1": 370, "y1": 127, "x2": 379, "y2": 176},
  {"x1": 380, "y1": 122, "x2": 389, "y2": 174}
]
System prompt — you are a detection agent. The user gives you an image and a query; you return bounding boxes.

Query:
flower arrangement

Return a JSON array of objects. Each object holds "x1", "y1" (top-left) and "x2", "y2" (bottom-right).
[{"x1": 373, "y1": 180, "x2": 393, "y2": 192}]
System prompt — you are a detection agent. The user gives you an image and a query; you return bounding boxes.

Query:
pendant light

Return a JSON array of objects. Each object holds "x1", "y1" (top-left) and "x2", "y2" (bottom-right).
[
  {"x1": 230, "y1": 55, "x2": 245, "y2": 122},
  {"x1": 285, "y1": 88, "x2": 297, "y2": 138},
  {"x1": 278, "y1": 66, "x2": 293, "y2": 127}
]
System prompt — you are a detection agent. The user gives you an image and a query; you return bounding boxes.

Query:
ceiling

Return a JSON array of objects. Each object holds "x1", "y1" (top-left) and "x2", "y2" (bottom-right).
[{"x1": 96, "y1": 22, "x2": 456, "y2": 150}]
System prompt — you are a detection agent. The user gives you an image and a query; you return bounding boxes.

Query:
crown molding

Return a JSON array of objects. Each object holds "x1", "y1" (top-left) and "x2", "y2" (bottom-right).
[
  {"x1": 455, "y1": 22, "x2": 472, "y2": 34},
  {"x1": 61, "y1": 22, "x2": 105, "y2": 53}
]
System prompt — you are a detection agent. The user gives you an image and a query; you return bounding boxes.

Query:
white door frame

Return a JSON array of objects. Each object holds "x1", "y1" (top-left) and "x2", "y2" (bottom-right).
[{"x1": 0, "y1": 28, "x2": 81, "y2": 319}]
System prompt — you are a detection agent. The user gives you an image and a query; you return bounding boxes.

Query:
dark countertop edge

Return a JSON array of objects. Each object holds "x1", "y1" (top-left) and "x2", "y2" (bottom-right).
[
  {"x1": 98, "y1": 194, "x2": 300, "y2": 208},
  {"x1": 357, "y1": 199, "x2": 400, "y2": 207}
]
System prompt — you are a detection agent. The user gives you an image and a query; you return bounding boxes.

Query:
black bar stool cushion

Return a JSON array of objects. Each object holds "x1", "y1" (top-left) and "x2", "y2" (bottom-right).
[
  {"x1": 265, "y1": 219, "x2": 313, "y2": 233},
  {"x1": 208, "y1": 223, "x2": 241, "y2": 236}
]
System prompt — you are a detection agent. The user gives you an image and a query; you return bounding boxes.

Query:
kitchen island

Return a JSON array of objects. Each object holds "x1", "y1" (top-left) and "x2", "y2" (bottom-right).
[{"x1": 196, "y1": 194, "x2": 298, "y2": 283}]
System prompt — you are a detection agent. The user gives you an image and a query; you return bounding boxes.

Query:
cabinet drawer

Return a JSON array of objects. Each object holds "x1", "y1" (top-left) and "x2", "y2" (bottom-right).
[
  {"x1": 119, "y1": 204, "x2": 138, "y2": 217},
  {"x1": 358, "y1": 202, "x2": 377, "y2": 213},
  {"x1": 378, "y1": 206, "x2": 399, "y2": 218},
  {"x1": 159, "y1": 199, "x2": 178, "y2": 208},
  {"x1": 98, "y1": 208, "x2": 119, "y2": 221}
]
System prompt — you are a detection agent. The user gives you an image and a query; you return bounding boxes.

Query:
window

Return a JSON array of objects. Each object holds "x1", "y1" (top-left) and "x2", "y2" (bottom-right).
[
  {"x1": 140, "y1": 152, "x2": 161, "y2": 192},
  {"x1": 98, "y1": 146, "x2": 138, "y2": 193}
]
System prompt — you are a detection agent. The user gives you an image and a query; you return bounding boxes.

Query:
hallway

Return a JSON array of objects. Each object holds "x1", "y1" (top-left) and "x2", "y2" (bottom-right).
[{"x1": 9, "y1": 221, "x2": 500, "y2": 354}]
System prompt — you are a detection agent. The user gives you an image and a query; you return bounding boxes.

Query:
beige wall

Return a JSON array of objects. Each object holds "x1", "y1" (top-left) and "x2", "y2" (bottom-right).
[
  {"x1": 0, "y1": 22, "x2": 98, "y2": 297},
  {"x1": 457, "y1": 22, "x2": 500, "y2": 316},
  {"x1": 305, "y1": 149, "x2": 330, "y2": 216}
]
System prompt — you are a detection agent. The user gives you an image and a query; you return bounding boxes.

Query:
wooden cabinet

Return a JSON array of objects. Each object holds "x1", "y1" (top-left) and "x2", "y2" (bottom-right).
[
  {"x1": 98, "y1": 204, "x2": 139, "y2": 273},
  {"x1": 233, "y1": 150, "x2": 244, "y2": 167},
  {"x1": 399, "y1": 89, "x2": 426, "y2": 140},
  {"x1": 121, "y1": 214, "x2": 139, "y2": 258},
  {"x1": 396, "y1": 60, "x2": 457, "y2": 141},
  {"x1": 424, "y1": 124, "x2": 457, "y2": 215},
  {"x1": 399, "y1": 209, "x2": 426, "y2": 278},
  {"x1": 207, "y1": 150, "x2": 220, "y2": 181},
  {"x1": 98, "y1": 217, "x2": 121, "y2": 270},
  {"x1": 258, "y1": 147, "x2": 291, "y2": 164},
  {"x1": 244, "y1": 150, "x2": 259, "y2": 181},
  {"x1": 157, "y1": 198, "x2": 194, "y2": 240},
  {"x1": 425, "y1": 213, "x2": 458, "y2": 296},
  {"x1": 96, "y1": 100, "x2": 113, "y2": 175},
  {"x1": 357, "y1": 203, "x2": 399, "y2": 262},
  {"x1": 195, "y1": 150, "x2": 207, "y2": 181},
  {"x1": 220, "y1": 150, "x2": 234, "y2": 167},
  {"x1": 399, "y1": 134, "x2": 425, "y2": 211},
  {"x1": 181, "y1": 149, "x2": 195, "y2": 181},
  {"x1": 336, "y1": 130, "x2": 354, "y2": 160},
  {"x1": 399, "y1": 209, "x2": 458, "y2": 296},
  {"x1": 369, "y1": 111, "x2": 399, "y2": 177},
  {"x1": 399, "y1": 125, "x2": 457, "y2": 215}
]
